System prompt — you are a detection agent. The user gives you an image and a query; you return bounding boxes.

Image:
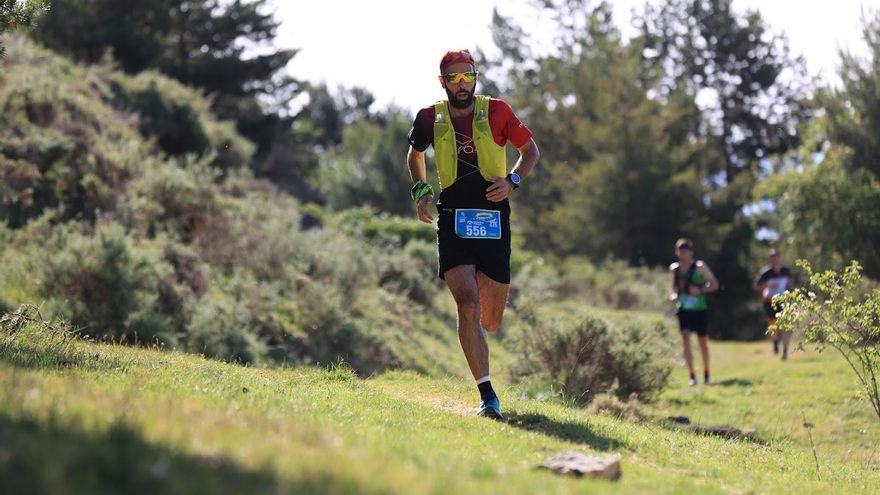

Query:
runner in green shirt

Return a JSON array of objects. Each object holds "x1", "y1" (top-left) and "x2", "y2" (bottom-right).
[{"x1": 668, "y1": 238, "x2": 720, "y2": 386}]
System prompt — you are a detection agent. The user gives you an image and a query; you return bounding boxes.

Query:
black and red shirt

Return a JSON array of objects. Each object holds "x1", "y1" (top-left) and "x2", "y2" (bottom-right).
[{"x1": 408, "y1": 97, "x2": 532, "y2": 209}]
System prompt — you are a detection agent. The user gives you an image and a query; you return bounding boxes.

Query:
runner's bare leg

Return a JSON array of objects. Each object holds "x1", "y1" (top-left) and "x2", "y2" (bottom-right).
[
  {"x1": 445, "y1": 265, "x2": 488, "y2": 379},
  {"x1": 681, "y1": 330, "x2": 695, "y2": 376},
  {"x1": 476, "y1": 271, "x2": 510, "y2": 332},
  {"x1": 697, "y1": 335, "x2": 710, "y2": 373}
]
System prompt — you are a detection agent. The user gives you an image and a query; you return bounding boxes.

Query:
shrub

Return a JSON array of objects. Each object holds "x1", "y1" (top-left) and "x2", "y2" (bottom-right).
[
  {"x1": 33, "y1": 221, "x2": 187, "y2": 344},
  {"x1": 507, "y1": 307, "x2": 674, "y2": 404},
  {"x1": 185, "y1": 290, "x2": 269, "y2": 366},
  {"x1": 556, "y1": 257, "x2": 670, "y2": 312},
  {"x1": 109, "y1": 70, "x2": 254, "y2": 171},
  {"x1": 129, "y1": 155, "x2": 220, "y2": 239},
  {"x1": 775, "y1": 260, "x2": 880, "y2": 422}
]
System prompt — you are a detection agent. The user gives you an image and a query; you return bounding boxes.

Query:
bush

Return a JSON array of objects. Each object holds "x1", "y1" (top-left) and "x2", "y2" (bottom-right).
[
  {"x1": 33, "y1": 222, "x2": 189, "y2": 344},
  {"x1": 775, "y1": 260, "x2": 880, "y2": 422},
  {"x1": 129, "y1": 155, "x2": 220, "y2": 239},
  {"x1": 557, "y1": 257, "x2": 670, "y2": 312},
  {"x1": 109, "y1": 70, "x2": 254, "y2": 171},
  {"x1": 507, "y1": 307, "x2": 674, "y2": 404},
  {"x1": 185, "y1": 290, "x2": 269, "y2": 366}
]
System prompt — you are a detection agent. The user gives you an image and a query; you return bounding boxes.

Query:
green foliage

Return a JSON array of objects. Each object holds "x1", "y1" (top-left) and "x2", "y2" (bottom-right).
[
  {"x1": 32, "y1": 0, "x2": 296, "y2": 100},
  {"x1": 0, "y1": 0, "x2": 48, "y2": 57},
  {"x1": 758, "y1": 12, "x2": 880, "y2": 278},
  {"x1": 774, "y1": 260, "x2": 880, "y2": 421},
  {"x1": 326, "y1": 207, "x2": 435, "y2": 248},
  {"x1": 33, "y1": 222, "x2": 190, "y2": 344},
  {"x1": 30, "y1": 0, "x2": 314, "y2": 200},
  {"x1": 185, "y1": 288, "x2": 269, "y2": 366},
  {"x1": 824, "y1": 9, "x2": 880, "y2": 178},
  {"x1": 317, "y1": 107, "x2": 416, "y2": 216},
  {"x1": 488, "y1": 1, "x2": 713, "y2": 264},
  {"x1": 638, "y1": 0, "x2": 811, "y2": 179},
  {"x1": 0, "y1": 38, "x2": 253, "y2": 228},
  {"x1": 508, "y1": 307, "x2": 674, "y2": 404},
  {"x1": 511, "y1": 256, "x2": 670, "y2": 315},
  {"x1": 757, "y1": 147, "x2": 880, "y2": 277},
  {"x1": 109, "y1": 71, "x2": 255, "y2": 170}
]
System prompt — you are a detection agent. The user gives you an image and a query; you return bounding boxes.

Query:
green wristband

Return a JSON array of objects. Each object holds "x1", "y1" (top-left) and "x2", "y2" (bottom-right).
[{"x1": 411, "y1": 180, "x2": 434, "y2": 202}]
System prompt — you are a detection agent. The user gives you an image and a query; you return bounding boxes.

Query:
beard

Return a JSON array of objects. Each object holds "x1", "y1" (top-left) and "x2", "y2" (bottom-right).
[{"x1": 445, "y1": 86, "x2": 475, "y2": 109}]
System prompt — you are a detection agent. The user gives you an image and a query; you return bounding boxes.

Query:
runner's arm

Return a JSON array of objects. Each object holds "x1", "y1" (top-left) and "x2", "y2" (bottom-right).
[
  {"x1": 753, "y1": 272, "x2": 767, "y2": 292},
  {"x1": 669, "y1": 264, "x2": 679, "y2": 302},
  {"x1": 485, "y1": 138, "x2": 540, "y2": 202},
  {"x1": 512, "y1": 138, "x2": 540, "y2": 180},
  {"x1": 407, "y1": 146, "x2": 427, "y2": 183},
  {"x1": 407, "y1": 146, "x2": 434, "y2": 224},
  {"x1": 697, "y1": 263, "x2": 720, "y2": 294}
]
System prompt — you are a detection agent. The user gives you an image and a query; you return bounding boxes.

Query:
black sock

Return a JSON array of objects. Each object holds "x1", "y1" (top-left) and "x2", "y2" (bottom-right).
[{"x1": 478, "y1": 381, "x2": 496, "y2": 400}]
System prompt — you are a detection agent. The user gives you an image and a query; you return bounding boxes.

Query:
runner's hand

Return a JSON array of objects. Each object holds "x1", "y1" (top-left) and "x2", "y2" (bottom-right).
[
  {"x1": 669, "y1": 292, "x2": 678, "y2": 304},
  {"x1": 486, "y1": 176, "x2": 513, "y2": 202},
  {"x1": 417, "y1": 195, "x2": 434, "y2": 224}
]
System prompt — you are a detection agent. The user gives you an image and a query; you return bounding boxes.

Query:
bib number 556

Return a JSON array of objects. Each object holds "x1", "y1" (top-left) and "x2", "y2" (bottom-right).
[{"x1": 465, "y1": 225, "x2": 488, "y2": 237}]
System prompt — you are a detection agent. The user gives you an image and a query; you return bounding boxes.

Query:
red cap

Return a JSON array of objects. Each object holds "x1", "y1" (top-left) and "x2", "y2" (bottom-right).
[{"x1": 439, "y1": 49, "x2": 476, "y2": 74}]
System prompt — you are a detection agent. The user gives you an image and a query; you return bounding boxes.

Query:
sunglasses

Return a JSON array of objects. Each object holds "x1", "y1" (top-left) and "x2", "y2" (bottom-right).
[{"x1": 442, "y1": 71, "x2": 478, "y2": 84}]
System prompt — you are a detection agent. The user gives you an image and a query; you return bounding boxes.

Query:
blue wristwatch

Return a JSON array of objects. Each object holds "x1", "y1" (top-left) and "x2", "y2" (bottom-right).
[{"x1": 507, "y1": 172, "x2": 521, "y2": 189}]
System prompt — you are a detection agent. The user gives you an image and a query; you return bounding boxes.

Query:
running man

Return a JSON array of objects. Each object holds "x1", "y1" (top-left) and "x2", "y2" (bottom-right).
[
  {"x1": 754, "y1": 248, "x2": 793, "y2": 359},
  {"x1": 406, "y1": 49, "x2": 540, "y2": 419},
  {"x1": 668, "y1": 238, "x2": 720, "y2": 386}
]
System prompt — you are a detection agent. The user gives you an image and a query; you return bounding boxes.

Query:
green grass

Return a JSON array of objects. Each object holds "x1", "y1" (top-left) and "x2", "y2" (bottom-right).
[{"x1": 1, "y1": 318, "x2": 878, "y2": 494}]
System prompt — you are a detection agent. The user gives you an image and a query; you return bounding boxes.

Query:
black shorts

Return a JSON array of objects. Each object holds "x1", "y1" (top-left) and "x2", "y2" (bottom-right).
[
  {"x1": 437, "y1": 206, "x2": 511, "y2": 284},
  {"x1": 677, "y1": 310, "x2": 708, "y2": 337},
  {"x1": 764, "y1": 299, "x2": 780, "y2": 319}
]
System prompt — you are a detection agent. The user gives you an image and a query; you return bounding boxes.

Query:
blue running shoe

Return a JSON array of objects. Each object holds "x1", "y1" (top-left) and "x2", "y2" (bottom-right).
[{"x1": 476, "y1": 395, "x2": 503, "y2": 420}]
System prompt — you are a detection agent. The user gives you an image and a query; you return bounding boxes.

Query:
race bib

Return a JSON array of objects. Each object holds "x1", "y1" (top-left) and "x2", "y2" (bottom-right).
[
  {"x1": 679, "y1": 295, "x2": 702, "y2": 310},
  {"x1": 454, "y1": 209, "x2": 502, "y2": 239}
]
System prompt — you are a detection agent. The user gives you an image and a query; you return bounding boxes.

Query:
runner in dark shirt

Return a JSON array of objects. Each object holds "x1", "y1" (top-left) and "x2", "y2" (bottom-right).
[{"x1": 754, "y1": 248, "x2": 794, "y2": 359}]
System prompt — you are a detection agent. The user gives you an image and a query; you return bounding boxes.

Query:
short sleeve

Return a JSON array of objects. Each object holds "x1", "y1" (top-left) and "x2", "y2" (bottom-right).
[
  {"x1": 754, "y1": 268, "x2": 770, "y2": 286},
  {"x1": 408, "y1": 107, "x2": 435, "y2": 152},
  {"x1": 493, "y1": 99, "x2": 533, "y2": 149}
]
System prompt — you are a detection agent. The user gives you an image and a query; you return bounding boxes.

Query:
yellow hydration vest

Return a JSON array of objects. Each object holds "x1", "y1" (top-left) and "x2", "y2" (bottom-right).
[{"x1": 433, "y1": 95, "x2": 507, "y2": 189}]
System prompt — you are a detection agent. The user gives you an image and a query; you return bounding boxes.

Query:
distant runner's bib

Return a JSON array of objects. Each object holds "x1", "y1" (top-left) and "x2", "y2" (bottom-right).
[
  {"x1": 679, "y1": 295, "x2": 703, "y2": 311},
  {"x1": 454, "y1": 209, "x2": 502, "y2": 239}
]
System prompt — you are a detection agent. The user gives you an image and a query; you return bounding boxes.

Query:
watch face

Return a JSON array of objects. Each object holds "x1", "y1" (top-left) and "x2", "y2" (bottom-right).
[{"x1": 510, "y1": 172, "x2": 521, "y2": 185}]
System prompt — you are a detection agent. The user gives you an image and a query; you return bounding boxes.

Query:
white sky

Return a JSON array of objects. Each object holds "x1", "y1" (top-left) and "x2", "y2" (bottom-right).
[{"x1": 274, "y1": 0, "x2": 875, "y2": 113}]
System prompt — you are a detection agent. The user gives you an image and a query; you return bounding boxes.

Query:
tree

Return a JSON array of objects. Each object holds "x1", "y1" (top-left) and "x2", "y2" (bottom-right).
[
  {"x1": 0, "y1": 0, "x2": 48, "y2": 57},
  {"x1": 824, "y1": 9, "x2": 880, "y2": 179},
  {"x1": 487, "y1": 1, "x2": 713, "y2": 265},
  {"x1": 756, "y1": 10, "x2": 880, "y2": 279},
  {"x1": 636, "y1": 0, "x2": 813, "y2": 338},
  {"x1": 316, "y1": 106, "x2": 415, "y2": 216},
  {"x1": 32, "y1": 1, "x2": 315, "y2": 198},
  {"x1": 33, "y1": 1, "x2": 297, "y2": 106}
]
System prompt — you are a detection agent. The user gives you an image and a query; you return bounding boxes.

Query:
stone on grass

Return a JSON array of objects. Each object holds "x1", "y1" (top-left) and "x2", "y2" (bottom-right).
[{"x1": 538, "y1": 451, "x2": 622, "y2": 480}]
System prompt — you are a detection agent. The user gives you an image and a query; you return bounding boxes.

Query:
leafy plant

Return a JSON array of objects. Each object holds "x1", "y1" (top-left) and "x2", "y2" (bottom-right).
[{"x1": 774, "y1": 260, "x2": 880, "y2": 421}]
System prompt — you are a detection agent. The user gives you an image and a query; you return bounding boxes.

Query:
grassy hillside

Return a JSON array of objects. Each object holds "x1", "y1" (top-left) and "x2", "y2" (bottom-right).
[{"x1": 2, "y1": 315, "x2": 878, "y2": 494}]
